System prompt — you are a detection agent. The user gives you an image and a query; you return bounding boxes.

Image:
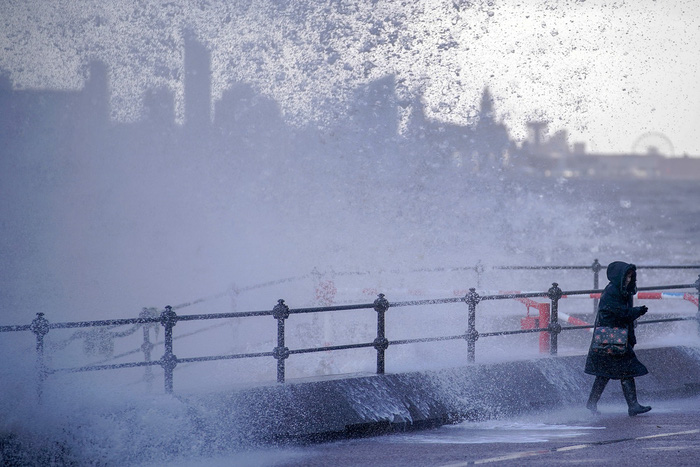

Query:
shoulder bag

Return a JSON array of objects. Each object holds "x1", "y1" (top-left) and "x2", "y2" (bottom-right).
[{"x1": 591, "y1": 320, "x2": 629, "y2": 356}]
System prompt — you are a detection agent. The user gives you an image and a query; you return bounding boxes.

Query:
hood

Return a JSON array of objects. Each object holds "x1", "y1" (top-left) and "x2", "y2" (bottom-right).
[{"x1": 606, "y1": 261, "x2": 637, "y2": 295}]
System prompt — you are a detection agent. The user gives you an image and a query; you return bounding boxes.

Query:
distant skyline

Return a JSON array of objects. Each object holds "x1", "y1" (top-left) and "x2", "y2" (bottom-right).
[{"x1": 2, "y1": 0, "x2": 699, "y2": 156}]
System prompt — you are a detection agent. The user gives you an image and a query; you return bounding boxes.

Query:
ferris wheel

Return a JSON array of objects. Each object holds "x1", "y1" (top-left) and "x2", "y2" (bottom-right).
[{"x1": 631, "y1": 132, "x2": 675, "y2": 156}]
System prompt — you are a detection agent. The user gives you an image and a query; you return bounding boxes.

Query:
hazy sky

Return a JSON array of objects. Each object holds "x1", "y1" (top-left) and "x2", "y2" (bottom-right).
[{"x1": 1, "y1": 0, "x2": 699, "y2": 155}]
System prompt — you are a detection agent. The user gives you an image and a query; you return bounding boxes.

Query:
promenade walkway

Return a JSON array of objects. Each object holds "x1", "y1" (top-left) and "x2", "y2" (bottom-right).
[{"x1": 217, "y1": 396, "x2": 700, "y2": 466}]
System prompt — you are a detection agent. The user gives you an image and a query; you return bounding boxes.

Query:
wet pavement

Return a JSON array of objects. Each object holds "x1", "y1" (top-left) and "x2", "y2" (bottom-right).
[{"x1": 187, "y1": 396, "x2": 700, "y2": 467}]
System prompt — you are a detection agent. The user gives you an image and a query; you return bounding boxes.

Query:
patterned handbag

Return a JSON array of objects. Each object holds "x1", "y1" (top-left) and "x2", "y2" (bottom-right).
[{"x1": 591, "y1": 326, "x2": 628, "y2": 355}]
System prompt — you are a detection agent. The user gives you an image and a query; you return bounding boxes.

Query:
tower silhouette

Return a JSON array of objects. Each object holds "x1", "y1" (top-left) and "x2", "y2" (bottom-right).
[{"x1": 183, "y1": 30, "x2": 212, "y2": 132}]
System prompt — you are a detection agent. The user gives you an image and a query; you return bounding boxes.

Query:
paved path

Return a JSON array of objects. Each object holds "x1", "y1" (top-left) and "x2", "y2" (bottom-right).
[{"x1": 231, "y1": 396, "x2": 700, "y2": 467}]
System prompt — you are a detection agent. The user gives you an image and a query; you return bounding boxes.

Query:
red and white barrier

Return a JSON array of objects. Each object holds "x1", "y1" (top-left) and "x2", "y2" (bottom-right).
[
  {"x1": 558, "y1": 311, "x2": 591, "y2": 328},
  {"x1": 464, "y1": 289, "x2": 698, "y2": 310},
  {"x1": 561, "y1": 291, "x2": 698, "y2": 306}
]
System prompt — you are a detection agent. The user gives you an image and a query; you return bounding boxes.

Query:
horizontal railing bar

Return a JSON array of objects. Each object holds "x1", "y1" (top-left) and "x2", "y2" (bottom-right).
[
  {"x1": 390, "y1": 334, "x2": 466, "y2": 345},
  {"x1": 177, "y1": 310, "x2": 272, "y2": 321},
  {"x1": 289, "y1": 342, "x2": 375, "y2": 355},
  {"x1": 480, "y1": 328, "x2": 548, "y2": 337},
  {"x1": 49, "y1": 317, "x2": 160, "y2": 329},
  {"x1": 561, "y1": 289, "x2": 602, "y2": 296},
  {"x1": 288, "y1": 303, "x2": 376, "y2": 314},
  {"x1": 556, "y1": 284, "x2": 696, "y2": 297},
  {"x1": 636, "y1": 317, "x2": 697, "y2": 325},
  {"x1": 479, "y1": 317, "x2": 697, "y2": 338},
  {"x1": 1, "y1": 319, "x2": 160, "y2": 332},
  {"x1": 330, "y1": 266, "x2": 481, "y2": 278},
  {"x1": 390, "y1": 297, "x2": 464, "y2": 307},
  {"x1": 495, "y1": 265, "x2": 700, "y2": 270},
  {"x1": 398, "y1": 316, "x2": 698, "y2": 344},
  {"x1": 2, "y1": 305, "x2": 373, "y2": 331},
  {"x1": 384, "y1": 320, "x2": 690, "y2": 342},
  {"x1": 560, "y1": 325, "x2": 595, "y2": 331},
  {"x1": 635, "y1": 265, "x2": 700, "y2": 269},
  {"x1": 51, "y1": 360, "x2": 158, "y2": 374},
  {"x1": 395, "y1": 266, "x2": 479, "y2": 274},
  {"x1": 481, "y1": 284, "x2": 697, "y2": 302},
  {"x1": 178, "y1": 351, "x2": 273, "y2": 363},
  {"x1": 636, "y1": 284, "x2": 697, "y2": 291},
  {"x1": 95, "y1": 347, "x2": 145, "y2": 362},
  {"x1": 321, "y1": 270, "x2": 373, "y2": 277},
  {"x1": 92, "y1": 322, "x2": 231, "y2": 366},
  {"x1": 495, "y1": 266, "x2": 596, "y2": 270},
  {"x1": 154, "y1": 304, "x2": 377, "y2": 322},
  {"x1": 0, "y1": 324, "x2": 32, "y2": 332},
  {"x1": 480, "y1": 292, "x2": 550, "y2": 300}
]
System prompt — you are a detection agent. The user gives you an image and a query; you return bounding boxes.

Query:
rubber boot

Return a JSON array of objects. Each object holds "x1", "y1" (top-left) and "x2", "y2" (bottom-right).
[
  {"x1": 586, "y1": 376, "x2": 609, "y2": 414},
  {"x1": 621, "y1": 378, "x2": 651, "y2": 416}
]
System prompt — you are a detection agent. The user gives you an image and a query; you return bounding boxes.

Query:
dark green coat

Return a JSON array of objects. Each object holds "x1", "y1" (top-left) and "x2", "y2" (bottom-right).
[{"x1": 584, "y1": 261, "x2": 649, "y2": 379}]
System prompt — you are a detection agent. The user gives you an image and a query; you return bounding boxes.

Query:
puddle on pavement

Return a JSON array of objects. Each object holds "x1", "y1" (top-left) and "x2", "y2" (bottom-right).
[
  {"x1": 385, "y1": 420, "x2": 605, "y2": 444},
  {"x1": 381, "y1": 396, "x2": 700, "y2": 445}
]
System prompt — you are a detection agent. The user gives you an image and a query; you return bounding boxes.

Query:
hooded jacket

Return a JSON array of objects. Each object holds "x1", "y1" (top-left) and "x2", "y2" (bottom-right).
[
  {"x1": 584, "y1": 261, "x2": 649, "y2": 379},
  {"x1": 596, "y1": 261, "x2": 646, "y2": 347}
]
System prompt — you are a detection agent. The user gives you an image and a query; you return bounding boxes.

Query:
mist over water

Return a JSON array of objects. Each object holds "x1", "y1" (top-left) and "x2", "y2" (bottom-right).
[
  {"x1": 1, "y1": 2, "x2": 699, "y2": 464},
  {"x1": 2, "y1": 122, "x2": 697, "y2": 325}
]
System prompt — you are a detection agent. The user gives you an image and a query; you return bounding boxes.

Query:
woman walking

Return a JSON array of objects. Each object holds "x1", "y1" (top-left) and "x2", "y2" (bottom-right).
[{"x1": 584, "y1": 261, "x2": 652, "y2": 416}]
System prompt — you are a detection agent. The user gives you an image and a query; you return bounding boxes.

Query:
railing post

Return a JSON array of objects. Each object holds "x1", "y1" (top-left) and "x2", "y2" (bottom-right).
[
  {"x1": 159, "y1": 305, "x2": 178, "y2": 394},
  {"x1": 547, "y1": 283, "x2": 563, "y2": 355},
  {"x1": 695, "y1": 275, "x2": 700, "y2": 338},
  {"x1": 465, "y1": 288, "x2": 481, "y2": 363},
  {"x1": 139, "y1": 307, "x2": 156, "y2": 385},
  {"x1": 373, "y1": 294, "x2": 390, "y2": 374},
  {"x1": 592, "y1": 259, "x2": 603, "y2": 313},
  {"x1": 29, "y1": 312, "x2": 50, "y2": 400},
  {"x1": 272, "y1": 299, "x2": 290, "y2": 383},
  {"x1": 474, "y1": 261, "x2": 485, "y2": 288}
]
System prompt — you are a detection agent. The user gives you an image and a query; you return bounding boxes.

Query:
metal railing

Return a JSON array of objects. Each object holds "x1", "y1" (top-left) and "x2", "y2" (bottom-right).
[
  {"x1": 2, "y1": 269, "x2": 699, "y2": 397},
  {"x1": 493, "y1": 259, "x2": 700, "y2": 312}
]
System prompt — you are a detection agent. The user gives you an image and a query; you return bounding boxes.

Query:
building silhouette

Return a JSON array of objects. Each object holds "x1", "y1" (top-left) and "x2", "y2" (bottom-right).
[{"x1": 1, "y1": 34, "x2": 699, "y2": 181}]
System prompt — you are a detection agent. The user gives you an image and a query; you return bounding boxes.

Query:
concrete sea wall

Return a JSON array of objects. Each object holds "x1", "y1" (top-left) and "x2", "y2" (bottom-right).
[
  {"x1": 184, "y1": 346, "x2": 700, "y2": 445},
  {"x1": 4, "y1": 346, "x2": 700, "y2": 464}
]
